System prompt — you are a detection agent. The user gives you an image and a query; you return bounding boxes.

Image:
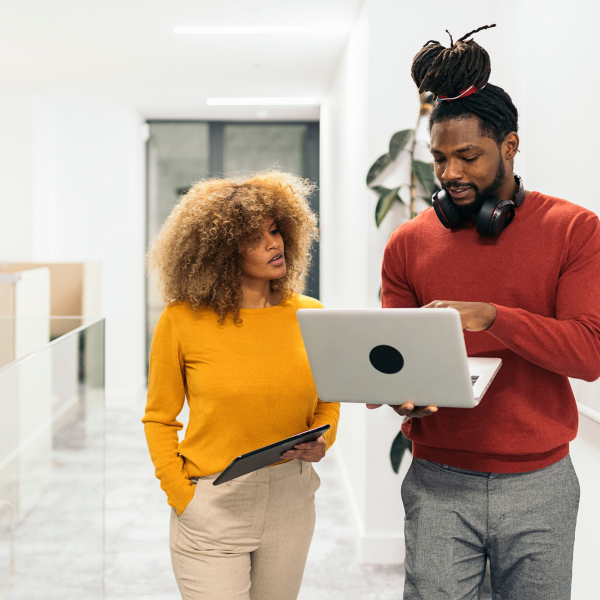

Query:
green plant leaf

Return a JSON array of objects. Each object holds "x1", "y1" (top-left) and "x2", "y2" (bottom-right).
[
  {"x1": 413, "y1": 160, "x2": 436, "y2": 197},
  {"x1": 375, "y1": 187, "x2": 400, "y2": 227},
  {"x1": 371, "y1": 185, "x2": 391, "y2": 196},
  {"x1": 389, "y1": 129, "x2": 413, "y2": 161},
  {"x1": 372, "y1": 185, "x2": 408, "y2": 202},
  {"x1": 366, "y1": 153, "x2": 392, "y2": 185},
  {"x1": 390, "y1": 427, "x2": 413, "y2": 474}
]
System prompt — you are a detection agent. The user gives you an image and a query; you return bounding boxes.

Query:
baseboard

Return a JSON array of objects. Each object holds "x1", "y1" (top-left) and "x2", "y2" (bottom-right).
[{"x1": 333, "y1": 445, "x2": 405, "y2": 565}]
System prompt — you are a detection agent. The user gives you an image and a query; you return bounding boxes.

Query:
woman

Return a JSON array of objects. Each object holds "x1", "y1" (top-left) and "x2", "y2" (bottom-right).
[{"x1": 143, "y1": 171, "x2": 340, "y2": 600}]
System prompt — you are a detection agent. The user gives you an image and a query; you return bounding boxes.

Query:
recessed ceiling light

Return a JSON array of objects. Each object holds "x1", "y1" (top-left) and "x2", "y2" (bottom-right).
[
  {"x1": 174, "y1": 26, "x2": 339, "y2": 35},
  {"x1": 207, "y1": 97, "x2": 319, "y2": 106}
]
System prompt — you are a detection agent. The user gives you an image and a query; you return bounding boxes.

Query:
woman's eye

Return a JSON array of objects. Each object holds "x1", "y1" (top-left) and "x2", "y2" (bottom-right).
[{"x1": 271, "y1": 228, "x2": 279, "y2": 235}]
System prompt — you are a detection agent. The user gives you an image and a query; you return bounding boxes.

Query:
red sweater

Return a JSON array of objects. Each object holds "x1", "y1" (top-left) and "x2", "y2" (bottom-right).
[{"x1": 382, "y1": 191, "x2": 600, "y2": 473}]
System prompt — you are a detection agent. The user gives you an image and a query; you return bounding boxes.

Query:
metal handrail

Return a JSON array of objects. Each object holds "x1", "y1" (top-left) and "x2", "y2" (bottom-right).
[
  {"x1": 577, "y1": 401, "x2": 600, "y2": 425},
  {"x1": 0, "y1": 316, "x2": 104, "y2": 375}
]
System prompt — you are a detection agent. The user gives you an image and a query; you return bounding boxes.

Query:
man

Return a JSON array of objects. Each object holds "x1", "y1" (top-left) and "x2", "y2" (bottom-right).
[{"x1": 370, "y1": 27, "x2": 600, "y2": 599}]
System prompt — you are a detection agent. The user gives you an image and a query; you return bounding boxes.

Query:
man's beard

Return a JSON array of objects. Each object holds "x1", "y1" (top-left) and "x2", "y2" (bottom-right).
[{"x1": 443, "y1": 155, "x2": 506, "y2": 221}]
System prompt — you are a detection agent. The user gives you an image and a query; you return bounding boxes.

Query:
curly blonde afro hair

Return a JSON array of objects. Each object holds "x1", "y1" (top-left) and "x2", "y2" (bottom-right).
[{"x1": 148, "y1": 170, "x2": 318, "y2": 321}]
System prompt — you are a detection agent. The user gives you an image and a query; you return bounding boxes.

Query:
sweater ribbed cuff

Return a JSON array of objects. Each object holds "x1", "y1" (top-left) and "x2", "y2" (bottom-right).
[
  {"x1": 167, "y1": 482, "x2": 196, "y2": 517},
  {"x1": 486, "y1": 303, "x2": 522, "y2": 345}
]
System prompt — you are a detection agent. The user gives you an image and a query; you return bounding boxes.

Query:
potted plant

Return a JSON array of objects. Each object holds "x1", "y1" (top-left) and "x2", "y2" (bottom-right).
[{"x1": 366, "y1": 91, "x2": 440, "y2": 473}]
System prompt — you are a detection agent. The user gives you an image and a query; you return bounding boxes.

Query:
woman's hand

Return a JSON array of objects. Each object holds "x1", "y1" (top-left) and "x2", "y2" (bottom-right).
[{"x1": 281, "y1": 435, "x2": 326, "y2": 462}]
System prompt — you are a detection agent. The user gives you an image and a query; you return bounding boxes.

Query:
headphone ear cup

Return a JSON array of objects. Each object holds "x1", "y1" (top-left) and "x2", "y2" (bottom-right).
[
  {"x1": 432, "y1": 190, "x2": 464, "y2": 229},
  {"x1": 476, "y1": 198, "x2": 516, "y2": 237}
]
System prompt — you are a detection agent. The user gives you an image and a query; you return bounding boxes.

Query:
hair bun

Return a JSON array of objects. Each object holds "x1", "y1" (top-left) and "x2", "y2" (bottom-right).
[{"x1": 411, "y1": 25, "x2": 495, "y2": 97}]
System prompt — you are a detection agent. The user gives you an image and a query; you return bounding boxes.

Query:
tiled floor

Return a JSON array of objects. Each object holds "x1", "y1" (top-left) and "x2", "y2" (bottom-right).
[
  {"x1": 0, "y1": 393, "x2": 493, "y2": 599},
  {"x1": 105, "y1": 401, "x2": 177, "y2": 600},
  {"x1": 298, "y1": 453, "x2": 406, "y2": 600},
  {"x1": 105, "y1": 398, "x2": 491, "y2": 599},
  {"x1": 4, "y1": 397, "x2": 104, "y2": 600}
]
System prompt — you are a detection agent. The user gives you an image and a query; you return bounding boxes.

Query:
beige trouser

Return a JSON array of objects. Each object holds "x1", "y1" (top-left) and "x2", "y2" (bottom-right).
[{"x1": 170, "y1": 459, "x2": 320, "y2": 600}]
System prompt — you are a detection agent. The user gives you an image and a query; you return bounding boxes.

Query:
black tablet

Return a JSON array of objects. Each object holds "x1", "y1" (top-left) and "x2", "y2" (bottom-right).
[{"x1": 213, "y1": 424, "x2": 330, "y2": 486}]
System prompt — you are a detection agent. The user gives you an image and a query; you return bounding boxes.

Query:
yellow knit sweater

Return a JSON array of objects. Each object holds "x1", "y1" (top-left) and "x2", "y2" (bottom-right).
[{"x1": 143, "y1": 294, "x2": 340, "y2": 515}]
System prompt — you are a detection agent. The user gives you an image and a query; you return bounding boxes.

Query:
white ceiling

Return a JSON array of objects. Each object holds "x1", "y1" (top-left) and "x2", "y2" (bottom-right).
[{"x1": 0, "y1": 0, "x2": 363, "y2": 119}]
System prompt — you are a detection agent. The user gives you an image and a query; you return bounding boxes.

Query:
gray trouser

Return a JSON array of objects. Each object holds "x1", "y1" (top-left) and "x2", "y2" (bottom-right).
[{"x1": 402, "y1": 455, "x2": 580, "y2": 600}]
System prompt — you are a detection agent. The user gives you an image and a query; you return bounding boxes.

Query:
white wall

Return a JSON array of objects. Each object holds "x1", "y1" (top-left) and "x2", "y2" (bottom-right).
[
  {"x1": 320, "y1": 2, "x2": 370, "y2": 312},
  {"x1": 570, "y1": 409, "x2": 600, "y2": 600},
  {"x1": 524, "y1": 3, "x2": 600, "y2": 210},
  {"x1": 321, "y1": 0, "x2": 600, "y2": 573},
  {"x1": 36, "y1": 98, "x2": 146, "y2": 399},
  {"x1": 0, "y1": 93, "x2": 146, "y2": 398},
  {"x1": 0, "y1": 94, "x2": 35, "y2": 261},
  {"x1": 320, "y1": 2, "x2": 371, "y2": 541}
]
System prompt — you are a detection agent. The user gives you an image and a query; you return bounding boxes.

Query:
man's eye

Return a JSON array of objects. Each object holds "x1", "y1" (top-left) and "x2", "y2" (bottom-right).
[
  {"x1": 433, "y1": 157, "x2": 445, "y2": 164},
  {"x1": 463, "y1": 156, "x2": 479, "y2": 162}
]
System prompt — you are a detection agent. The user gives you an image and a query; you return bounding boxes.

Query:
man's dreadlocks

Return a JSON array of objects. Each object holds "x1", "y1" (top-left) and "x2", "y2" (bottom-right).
[{"x1": 411, "y1": 24, "x2": 518, "y2": 145}]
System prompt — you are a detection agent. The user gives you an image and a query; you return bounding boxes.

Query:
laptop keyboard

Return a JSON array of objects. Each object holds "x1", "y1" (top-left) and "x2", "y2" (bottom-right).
[{"x1": 471, "y1": 376, "x2": 479, "y2": 386}]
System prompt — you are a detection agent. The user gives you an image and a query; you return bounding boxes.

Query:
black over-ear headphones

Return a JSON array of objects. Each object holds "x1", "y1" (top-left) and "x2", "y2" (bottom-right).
[{"x1": 432, "y1": 174, "x2": 525, "y2": 237}]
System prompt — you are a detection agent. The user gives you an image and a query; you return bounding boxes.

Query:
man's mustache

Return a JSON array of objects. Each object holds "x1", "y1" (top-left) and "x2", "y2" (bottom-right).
[{"x1": 442, "y1": 182, "x2": 476, "y2": 190}]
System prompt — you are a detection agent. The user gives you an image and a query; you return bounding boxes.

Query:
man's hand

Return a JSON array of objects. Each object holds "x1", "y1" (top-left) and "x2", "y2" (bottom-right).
[
  {"x1": 281, "y1": 435, "x2": 326, "y2": 462},
  {"x1": 366, "y1": 403, "x2": 438, "y2": 418},
  {"x1": 422, "y1": 300, "x2": 497, "y2": 332}
]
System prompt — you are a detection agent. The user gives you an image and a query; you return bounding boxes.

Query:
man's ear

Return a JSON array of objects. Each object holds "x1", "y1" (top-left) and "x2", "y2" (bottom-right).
[{"x1": 503, "y1": 132, "x2": 519, "y2": 161}]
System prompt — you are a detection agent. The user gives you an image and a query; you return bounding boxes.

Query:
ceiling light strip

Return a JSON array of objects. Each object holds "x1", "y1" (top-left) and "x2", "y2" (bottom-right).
[
  {"x1": 174, "y1": 26, "x2": 338, "y2": 35},
  {"x1": 206, "y1": 98, "x2": 318, "y2": 106}
]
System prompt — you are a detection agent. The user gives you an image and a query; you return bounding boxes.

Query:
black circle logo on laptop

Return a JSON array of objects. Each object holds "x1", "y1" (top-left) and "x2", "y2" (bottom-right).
[{"x1": 369, "y1": 345, "x2": 404, "y2": 374}]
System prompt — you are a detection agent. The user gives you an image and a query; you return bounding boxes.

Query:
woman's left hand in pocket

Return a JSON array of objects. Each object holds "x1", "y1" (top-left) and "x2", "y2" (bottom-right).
[{"x1": 281, "y1": 435, "x2": 326, "y2": 462}]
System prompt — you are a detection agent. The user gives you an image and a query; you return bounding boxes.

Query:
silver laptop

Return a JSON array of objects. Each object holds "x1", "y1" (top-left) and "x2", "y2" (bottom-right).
[{"x1": 296, "y1": 308, "x2": 501, "y2": 408}]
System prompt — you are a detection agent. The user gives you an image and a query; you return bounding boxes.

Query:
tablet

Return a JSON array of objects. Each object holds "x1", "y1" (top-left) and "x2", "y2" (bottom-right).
[{"x1": 213, "y1": 424, "x2": 330, "y2": 486}]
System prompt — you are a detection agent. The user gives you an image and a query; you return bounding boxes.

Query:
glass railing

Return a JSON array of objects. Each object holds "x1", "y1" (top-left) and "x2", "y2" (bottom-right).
[{"x1": 0, "y1": 317, "x2": 105, "y2": 599}]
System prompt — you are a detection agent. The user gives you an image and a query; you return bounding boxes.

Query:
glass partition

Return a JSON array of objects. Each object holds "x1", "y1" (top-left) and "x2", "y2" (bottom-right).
[
  {"x1": 146, "y1": 122, "x2": 211, "y2": 360},
  {"x1": 0, "y1": 317, "x2": 105, "y2": 599},
  {"x1": 220, "y1": 122, "x2": 320, "y2": 299},
  {"x1": 222, "y1": 124, "x2": 306, "y2": 175}
]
